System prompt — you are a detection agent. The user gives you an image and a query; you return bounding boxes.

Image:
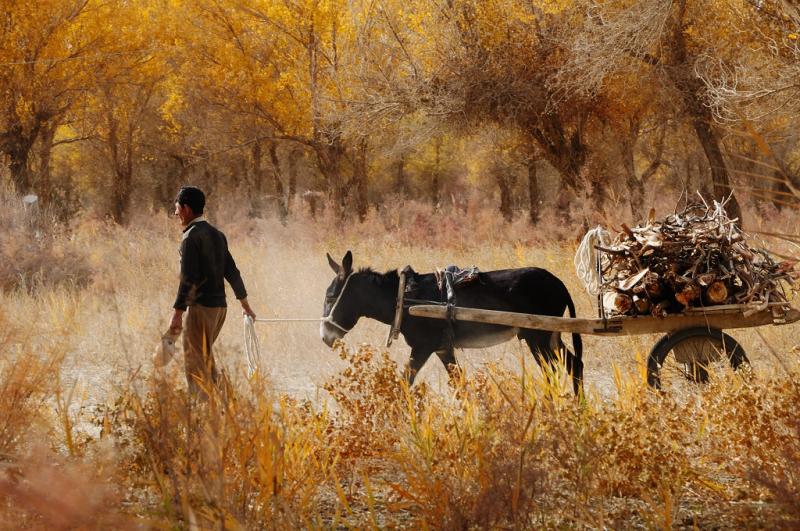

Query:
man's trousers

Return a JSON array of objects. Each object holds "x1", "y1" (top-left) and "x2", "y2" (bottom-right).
[{"x1": 183, "y1": 304, "x2": 227, "y2": 396}]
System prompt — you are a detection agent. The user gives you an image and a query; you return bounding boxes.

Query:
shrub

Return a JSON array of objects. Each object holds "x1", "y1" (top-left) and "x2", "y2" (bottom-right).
[{"x1": 0, "y1": 188, "x2": 92, "y2": 292}]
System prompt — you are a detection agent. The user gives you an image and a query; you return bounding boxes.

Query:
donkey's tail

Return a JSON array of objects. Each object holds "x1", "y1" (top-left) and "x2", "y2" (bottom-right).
[
  {"x1": 567, "y1": 298, "x2": 583, "y2": 359},
  {"x1": 565, "y1": 293, "x2": 583, "y2": 368}
]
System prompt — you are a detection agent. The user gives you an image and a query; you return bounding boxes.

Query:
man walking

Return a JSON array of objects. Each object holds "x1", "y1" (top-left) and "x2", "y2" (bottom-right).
[{"x1": 170, "y1": 186, "x2": 256, "y2": 396}]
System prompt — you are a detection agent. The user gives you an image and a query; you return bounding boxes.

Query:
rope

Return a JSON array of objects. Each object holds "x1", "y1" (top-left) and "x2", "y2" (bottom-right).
[
  {"x1": 574, "y1": 226, "x2": 611, "y2": 296},
  {"x1": 243, "y1": 316, "x2": 325, "y2": 377},
  {"x1": 253, "y1": 318, "x2": 323, "y2": 322},
  {"x1": 243, "y1": 315, "x2": 262, "y2": 377}
]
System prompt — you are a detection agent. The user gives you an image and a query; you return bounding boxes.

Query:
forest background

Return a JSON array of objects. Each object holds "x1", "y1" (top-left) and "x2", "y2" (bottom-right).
[{"x1": 2, "y1": 0, "x2": 800, "y2": 226}]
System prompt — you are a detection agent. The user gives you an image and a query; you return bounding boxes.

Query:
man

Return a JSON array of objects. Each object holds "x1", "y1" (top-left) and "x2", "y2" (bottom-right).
[{"x1": 170, "y1": 186, "x2": 256, "y2": 395}]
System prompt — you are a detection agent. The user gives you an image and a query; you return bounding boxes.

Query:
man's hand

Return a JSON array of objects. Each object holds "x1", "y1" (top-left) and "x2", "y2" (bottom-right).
[
  {"x1": 170, "y1": 309, "x2": 184, "y2": 334},
  {"x1": 240, "y1": 298, "x2": 256, "y2": 320}
]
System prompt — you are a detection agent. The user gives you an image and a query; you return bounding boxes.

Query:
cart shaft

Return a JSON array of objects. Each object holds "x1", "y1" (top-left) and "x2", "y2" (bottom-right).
[{"x1": 407, "y1": 305, "x2": 800, "y2": 336}]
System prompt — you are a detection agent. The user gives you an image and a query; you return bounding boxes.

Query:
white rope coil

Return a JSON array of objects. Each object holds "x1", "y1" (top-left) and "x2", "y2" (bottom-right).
[
  {"x1": 243, "y1": 315, "x2": 262, "y2": 377},
  {"x1": 574, "y1": 226, "x2": 611, "y2": 296},
  {"x1": 243, "y1": 317, "x2": 324, "y2": 377}
]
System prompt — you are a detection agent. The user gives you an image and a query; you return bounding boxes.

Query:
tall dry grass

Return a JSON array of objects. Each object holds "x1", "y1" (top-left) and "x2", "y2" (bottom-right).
[{"x1": 1, "y1": 190, "x2": 800, "y2": 527}]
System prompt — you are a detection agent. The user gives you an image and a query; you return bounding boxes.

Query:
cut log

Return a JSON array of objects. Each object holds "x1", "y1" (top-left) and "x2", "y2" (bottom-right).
[
  {"x1": 676, "y1": 282, "x2": 702, "y2": 307},
  {"x1": 652, "y1": 300, "x2": 671, "y2": 318},
  {"x1": 633, "y1": 295, "x2": 651, "y2": 315},
  {"x1": 644, "y1": 276, "x2": 662, "y2": 298},
  {"x1": 705, "y1": 281, "x2": 729, "y2": 305},
  {"x1": 604, "y1": 292, "x2": 633, "y2": 315},
  {"x1": 615, "y1": 293, "x2": 633, "y2": 314}
]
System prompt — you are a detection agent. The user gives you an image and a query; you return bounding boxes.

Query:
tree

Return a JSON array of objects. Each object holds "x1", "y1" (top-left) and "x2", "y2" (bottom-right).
[
  {"x1": 68, "y1": 1, "x2": 174, "y2": 223},
  {"x1": 559, "y1": 0, "x2": 800, "y2": 222},
  {"x1": 698, "y1": 0, "x2": 800, "y2": 205},
  {"x1": 353, "y1": 0, "x2": 602, "y2": 215},
  {"x1": 165, "y1": 0, "x2": 372, "y2": 219},
  {"x1": 0, "y1": 1, "x2": 114, "y2": 195}
]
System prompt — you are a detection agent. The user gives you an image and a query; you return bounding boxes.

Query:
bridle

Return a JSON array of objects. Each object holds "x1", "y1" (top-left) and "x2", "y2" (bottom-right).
[
  {"x1": 323, "y1": 272, "x2": 355, "y2": 334},
  {"x1": 324, "y1": 268, "x2": 410, "y2": 342}
]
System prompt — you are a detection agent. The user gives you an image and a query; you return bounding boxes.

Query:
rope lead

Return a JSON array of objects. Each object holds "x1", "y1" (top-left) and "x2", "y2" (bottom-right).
[{"x1": 243, "y1": 315, "x2": 261, "y2": 377}]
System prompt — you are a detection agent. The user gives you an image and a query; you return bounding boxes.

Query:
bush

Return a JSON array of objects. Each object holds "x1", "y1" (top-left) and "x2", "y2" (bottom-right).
[{"x1": 0, "y1": 188, "x2": 92, "y2": 292}]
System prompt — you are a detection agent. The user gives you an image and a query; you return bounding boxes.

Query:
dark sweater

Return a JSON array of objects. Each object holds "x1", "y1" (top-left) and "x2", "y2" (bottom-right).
[{"x1": 173, "y1": 219, "x2": 247, "y2": 310}]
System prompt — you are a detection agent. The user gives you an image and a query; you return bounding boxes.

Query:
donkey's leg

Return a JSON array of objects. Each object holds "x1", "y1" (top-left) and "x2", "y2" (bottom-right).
[
  {"x1": 539, "y1": 331, "x2": 584, "y2": 396},
  {"x1": 435, "y1": 349, "x2": 462, "y2": 384},
  {"x1": 559, "y1": 338, "x2": 584, "y2": 396},
  {"x1": 519, "y1": 330, "x2": 556, "y2": 368},
  {"x1": 407, "y1": 347, "x2": 433, "y2": 386},
  {"x1": 520, "y1": 331, "x2": 565, "y2": 389}
]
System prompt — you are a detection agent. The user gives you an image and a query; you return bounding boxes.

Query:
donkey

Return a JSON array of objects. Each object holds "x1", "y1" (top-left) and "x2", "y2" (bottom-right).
[{"x1": 321, "y1": 251, "x2": 584, "y2": 395}]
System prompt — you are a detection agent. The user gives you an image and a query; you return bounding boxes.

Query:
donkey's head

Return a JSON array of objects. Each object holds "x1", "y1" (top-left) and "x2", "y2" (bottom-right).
[{"x1": 320, "y1": 250, "x2": 356, "y2": 347}]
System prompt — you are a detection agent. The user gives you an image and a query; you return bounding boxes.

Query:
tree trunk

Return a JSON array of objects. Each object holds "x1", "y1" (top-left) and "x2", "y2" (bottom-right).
[
  {"x1": 495, "y1": 165, "x2": 513, "y2": 223},
  {"x1": 107, "y1": 111, "x2": 133, "y2": 225},
  {"x1": 620, "y1": 133, "x2": 643, "y2": 221},
  {"x1": 528, "y1": 113, "x2": 586, "y2": 192},
  {"x1": 236, "y1": 155, "x2": 248, "y2": 190},
  {"x1": 37, "y1": 122, "x2": 56, "y2": 204},
  {"x1": 251, "y1": 140, "x2": 266, "y2": 216},
  {"x1": 525, "y1": 113, "x2": 588, "y2": 222},
  {"x1": 587, "y1": 160, "x2": 608, "y2": 212},
  {"x1": 691, "y1": 113, "x2": 742, "y2": 222},
  {"x1": 394, "y1": 153, "x2": 407, "y2": 196},
  {"x1": 309, "y1": 21, "x2": 348, "y2": 220},
  {"x1": 666, "y1": 1, "x2": 742, "y2": 223},
  {"x1": 352, "y1": 139, "x2": 369, "y2": 222},
  {"x1": 163, "y1": 154, "x2": 188, "y2": 208},
  {"x1": 267, "y1": 141, "x2": 289, "y2": 222},
  {"x1": 286, "y1": 146, "x2": 301, "y2": 213},
  {"x1": 637, "y1": 126, "x2": 666, "y2": 215},
  {"x1": 251, "y1": 139, "x2": 265, "y2": 194},
  {"x1": 527, "y1": 156, "x2": 540, "y2": 225},
  {"x1": 110, "y1": 168, "x2": 132, "y2": 224},
  {"x1": 313, "y1": 136, "x2": 347, "y2": 219},
  {"x1": 431, "y1": 139, "x2": 442, "y2": 207},
  {"x1": 3, "y1": 122, "x2": 41, "y2": 194}
]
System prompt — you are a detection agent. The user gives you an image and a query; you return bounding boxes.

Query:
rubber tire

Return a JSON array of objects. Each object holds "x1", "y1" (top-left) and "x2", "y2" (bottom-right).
[{"x1": 647, "y1": 327, "x2": 748, "y2": 389}]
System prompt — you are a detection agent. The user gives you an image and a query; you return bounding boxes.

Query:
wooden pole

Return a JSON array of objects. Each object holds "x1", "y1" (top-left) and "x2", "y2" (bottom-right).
[{"x1": 407, "y1": 305, "x2": 800, "y2": 337}]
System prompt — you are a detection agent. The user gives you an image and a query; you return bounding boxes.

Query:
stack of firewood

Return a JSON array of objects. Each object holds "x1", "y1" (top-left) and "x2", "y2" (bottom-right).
[{"x1": 598, "y1": 200, "x2": 796, "y2": 317}]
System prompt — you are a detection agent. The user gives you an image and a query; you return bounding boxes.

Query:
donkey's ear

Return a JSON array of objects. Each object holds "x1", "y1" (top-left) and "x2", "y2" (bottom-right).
[
  {"x1": 326, "y1": 252, "x2": 340, "y2": 274},
  {"x1": 342, "y1": 250, "x2": 353, "y2": 275}
]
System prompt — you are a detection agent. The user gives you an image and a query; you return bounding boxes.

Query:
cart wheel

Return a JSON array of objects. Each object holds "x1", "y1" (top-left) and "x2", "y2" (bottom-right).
[{"x1": 647, "y1": 327, "x2": 749, "y2": 390}]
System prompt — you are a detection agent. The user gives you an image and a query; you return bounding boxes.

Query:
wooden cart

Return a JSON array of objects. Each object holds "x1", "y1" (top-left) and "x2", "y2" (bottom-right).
[{"x1": 408, "y1": 303, "x2": 800, "y2": 388}]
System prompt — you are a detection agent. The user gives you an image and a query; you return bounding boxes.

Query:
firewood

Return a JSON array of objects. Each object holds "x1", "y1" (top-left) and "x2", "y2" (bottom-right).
[
  {"x1": 621, "y1": 223, "x2": 635, "y2": 239},
  {"x1": 704, "y1": 281, "x2": 728, "y2": 305},
  {"x1": 633, "y1": 295, "x2": 651, "y2": 315},
  {"x1": 697, "y1": 273, "x2": 716, "y2": 287},
  {"x1": 618, "y1": 268, "x2": 649, "y2": 291},
  {"x1": 644, "y1": 275, "x2": 662, "y2": 298},
  {"x1": 663, "y1": 271, "x2": 688, "y2": 292},
  {"x1": 675, "y1": 282, "x2": 701, "y2": 307},
  {"x1": 614, "y1": 293, "x2": 633, "y2": 314},
  {"x1": 651, "y1": 300, "x2": 671, "y2": 318},
  {"x1": 603, "y1": 292, "x2": 634, "y2": 315},
  {"x1": 589, "y1": 196, "x2": 794, "y2": 317}
]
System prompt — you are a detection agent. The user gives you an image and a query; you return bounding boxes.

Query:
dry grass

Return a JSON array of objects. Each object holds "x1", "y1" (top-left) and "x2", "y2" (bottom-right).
[
  {"x1": 0, "y1": 187, "x2": 93, "y2": 293},
  {"x1": 1, "y1": 192, "x2": 800, "y2": 527}
]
